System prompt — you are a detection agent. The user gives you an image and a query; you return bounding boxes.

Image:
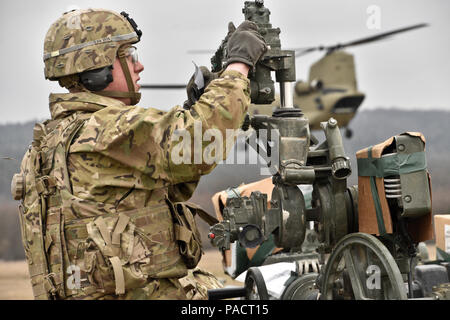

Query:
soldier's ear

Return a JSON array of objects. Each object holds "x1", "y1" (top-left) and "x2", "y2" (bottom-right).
[{"x1": 79, "y1": 66, "x2": 113, "y2": 92}]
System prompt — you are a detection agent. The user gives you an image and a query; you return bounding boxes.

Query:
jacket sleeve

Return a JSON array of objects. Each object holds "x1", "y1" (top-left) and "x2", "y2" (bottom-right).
[
  {"x1": 165, "y1": 69, "x2": 250, "y2": 184},
  {"x1": 70, "y1": 69, "x2": 250, "y2": 184}
]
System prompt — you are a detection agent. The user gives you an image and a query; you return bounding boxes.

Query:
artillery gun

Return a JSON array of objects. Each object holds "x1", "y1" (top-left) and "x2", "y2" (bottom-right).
[{"x1": 206, "y1": 0, "x2": 450, "y2": 300}]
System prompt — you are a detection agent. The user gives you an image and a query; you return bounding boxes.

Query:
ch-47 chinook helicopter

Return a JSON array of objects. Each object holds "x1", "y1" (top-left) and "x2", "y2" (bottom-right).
[
  {"x1": 285, "y1": 23, "x2": 428, "y2": 139},
  {"x1": 141, "y1": 23, "x2": 428, "y2": 138}
]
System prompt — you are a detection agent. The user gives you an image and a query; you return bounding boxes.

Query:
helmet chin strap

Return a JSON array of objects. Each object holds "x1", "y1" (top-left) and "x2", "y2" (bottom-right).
[{"x1": 95, "y1": 48, "x2": 141, "y2": 105}]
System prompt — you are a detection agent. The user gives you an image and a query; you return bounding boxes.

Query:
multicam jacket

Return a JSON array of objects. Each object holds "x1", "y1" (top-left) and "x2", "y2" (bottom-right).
[
  {"x1": 15, "y1": 69, "x2": 250, "y2": 299},
  {"x1": 67, "y1": 70, "x2": 249, "y2": 209}
]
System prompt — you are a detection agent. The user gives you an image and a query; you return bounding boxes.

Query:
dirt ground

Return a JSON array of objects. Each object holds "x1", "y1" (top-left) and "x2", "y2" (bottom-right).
[
  {"x1": 0, "y1": 249, "x2": 240, "y2": 300},
  {"x1": 0, "y1": 260, "x2": 33, "y2": 300}
]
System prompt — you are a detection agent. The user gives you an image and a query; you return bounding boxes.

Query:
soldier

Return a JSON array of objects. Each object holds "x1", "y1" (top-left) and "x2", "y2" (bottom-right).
[{"x1": 11, "y1": 9, "x2": 267, "y2": 300}]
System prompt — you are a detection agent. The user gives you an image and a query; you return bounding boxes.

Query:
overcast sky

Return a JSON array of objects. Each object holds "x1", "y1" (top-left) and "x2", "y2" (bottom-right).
[{"x1": 0, "y1": 0, "x2": 449, "y2": 124}]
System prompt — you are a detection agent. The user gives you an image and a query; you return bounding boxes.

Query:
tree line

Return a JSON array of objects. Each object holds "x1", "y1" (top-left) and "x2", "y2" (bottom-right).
[{"x1": 1, "y1": 109, "x2": 449, "y2": 260}]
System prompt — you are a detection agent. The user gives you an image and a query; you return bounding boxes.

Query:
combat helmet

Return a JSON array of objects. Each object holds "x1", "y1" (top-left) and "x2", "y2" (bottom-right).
[{"x1": 43, "y1": 9, "x2": 142, "y2": 104}]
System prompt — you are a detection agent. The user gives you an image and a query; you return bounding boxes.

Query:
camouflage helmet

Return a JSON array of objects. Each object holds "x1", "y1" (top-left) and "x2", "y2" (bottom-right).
[{"x1": 43, "y1": 9, "x2": 140, "y2": 80}]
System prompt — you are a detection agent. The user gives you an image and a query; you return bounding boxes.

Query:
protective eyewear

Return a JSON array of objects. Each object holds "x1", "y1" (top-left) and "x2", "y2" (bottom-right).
[{"x1": 123, "y1": 46, "x2": 139, "y2": 64}]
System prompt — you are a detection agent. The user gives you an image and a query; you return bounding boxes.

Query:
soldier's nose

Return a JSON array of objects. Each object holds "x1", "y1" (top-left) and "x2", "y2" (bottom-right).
[{"x1": 135, "y1": 61, "x2": 144, "y2": 73}]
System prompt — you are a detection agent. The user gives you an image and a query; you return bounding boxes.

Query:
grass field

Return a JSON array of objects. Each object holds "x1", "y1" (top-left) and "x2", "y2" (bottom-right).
[{"x1": 0, "y1": 249, "x2": 240, "y2": 300}]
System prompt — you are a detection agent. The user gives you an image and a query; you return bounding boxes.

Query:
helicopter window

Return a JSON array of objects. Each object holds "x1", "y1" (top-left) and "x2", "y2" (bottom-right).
[
  {"x1": 310, "y1": 79, "x2": 323, "y2": 90},
  {"x1": 332, "y1": 96, "x2": 364, "y2": 113}
]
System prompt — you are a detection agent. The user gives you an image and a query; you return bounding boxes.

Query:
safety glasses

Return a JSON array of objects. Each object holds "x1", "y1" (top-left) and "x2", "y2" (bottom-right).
[{"x1": 120, "y1": 46, "x2": 139, "y2": 64}]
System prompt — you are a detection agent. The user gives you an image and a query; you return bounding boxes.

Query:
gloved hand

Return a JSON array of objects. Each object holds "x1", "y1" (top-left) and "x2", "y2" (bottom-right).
[
  {"x1": 225, "y1": 21, "x2": 268, "y2": 70},
  {"x1": 183, "y1": 66, "x2": 219, "y2": 110}
]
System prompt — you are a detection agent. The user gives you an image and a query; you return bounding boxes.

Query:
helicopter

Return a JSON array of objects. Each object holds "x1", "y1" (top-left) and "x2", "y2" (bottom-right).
[{"x1": 141, "y1": 23, "x2": 428, "y2": 139}]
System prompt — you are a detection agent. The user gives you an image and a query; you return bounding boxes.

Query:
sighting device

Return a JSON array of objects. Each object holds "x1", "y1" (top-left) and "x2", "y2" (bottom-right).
[{"x1": 212, "y1": 0, "x2": 295, "y2": 107}]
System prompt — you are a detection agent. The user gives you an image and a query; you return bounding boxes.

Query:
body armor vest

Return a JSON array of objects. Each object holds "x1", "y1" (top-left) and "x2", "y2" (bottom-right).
[{"x1": 11, "y1": 112, "x2": 201, "y2": 299}]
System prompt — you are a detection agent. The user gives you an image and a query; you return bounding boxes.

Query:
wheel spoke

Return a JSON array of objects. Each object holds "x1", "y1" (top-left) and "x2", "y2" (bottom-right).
[
  {"x1": 343, "y1": 248, "x2": 371, "y2": 300},
  {"x1": 322, "y1": 233, "x2": 407, "y2": 300}
]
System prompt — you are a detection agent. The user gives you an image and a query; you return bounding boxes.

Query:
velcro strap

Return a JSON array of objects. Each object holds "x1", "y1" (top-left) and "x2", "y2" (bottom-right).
[
  {"x1": 49, "y1": 272, "x2": 63, "y2": 286},
  {"x1": 35, "y1": 176, "x2": 57, "y2": 195},
  {"x1": 112, "y1": 214, "x2": 130, "y2": 246},
  {"x1": 31, "y1": 282, "x2": 48, "y2": 299},
  {"x1": 28, "y1": 263, "x2": 47, "y2": 277},
  {"x1": 46, "y1": 176, "x2": 57, "y2": 188},
  {"x1": 65, "y1": 225, "x2": 89, "y2": 240},
  {"x1": 184, "y1": 201, "x2": 218, "y2": 226},
  {"x1": 48, "y1": 194, "x2": 62, "y2": 207},
  {"x1": 31, "y1": 273, "x2": 63, "y2": 298},
  {"x1": 109, "y1": 256, "x2": 125, "y2": 295},
  {"x1": 174, "y1": 224, "x2": 192, "y2": 243},
  {"x1": 35, "y1": 179, "x2": 46, "y2": 195},
  {"x1": 94, "y1": 217, "x2": 112, "y2": 246},
  {"x1": 134, "y1": 214, "x2": 157, "y2": 228},
  {"x1": 44, "y1": 233, "x2": 53, "y2": 252},
  {"x1": 148, "y1": 247, "x2": 180, "y2": 266},
  {"x1": 46, "y1": 211, "x2": 61, "y2": 225}
]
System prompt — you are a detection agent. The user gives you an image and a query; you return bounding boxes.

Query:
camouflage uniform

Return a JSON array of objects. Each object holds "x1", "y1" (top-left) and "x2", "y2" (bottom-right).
[
  {"x1": 65, "y1": 70, "x2": 249, "y2": 208},
  {"x1": 62, "y1": 70, "x2": 248, "y2": 299},
  {"x1": 16, "y1": 69, "x2": 249, "y2": 300},
  {"x1": 12, "y1": 9, "x2": 252, "y2": 300}
]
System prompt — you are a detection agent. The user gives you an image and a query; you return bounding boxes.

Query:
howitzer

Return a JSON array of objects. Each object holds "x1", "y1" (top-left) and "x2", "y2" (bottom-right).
[
  {"x1": 209, "y1": 0, "x2": 357, "y2": 257},
  {"x1": 207, "y1": 0, "x2": 450, "y2": 300},
  {"x1": 209, "y1": 115, "x2": 358, "y2": 254},
  {"x1": 208, "y1": 0, "x2": 357, "y2": 300}
]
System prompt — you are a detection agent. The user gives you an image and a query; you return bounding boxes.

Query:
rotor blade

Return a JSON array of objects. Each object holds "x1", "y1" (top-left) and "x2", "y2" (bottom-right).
[
  {"x1": 293, "y1": 23, "x2": 428, "y2": 57},
  {"x1": 329, "y1": 23, "x2": 429, "y2": 51},
  {"x1": 1, "y1": 156, "x2": 17, "y2": 161},
  {"x1": 295, "y1": 46, "x2": 325, "y2": 57},
  {"x1": 140, "y1": 84, "x2": 186, "y2": 90}
]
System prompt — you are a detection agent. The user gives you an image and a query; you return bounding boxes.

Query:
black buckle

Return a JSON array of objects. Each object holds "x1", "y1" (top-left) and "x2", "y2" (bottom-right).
[{"x1": 120, "y1": 11, "x2": 142, "y2": 41}]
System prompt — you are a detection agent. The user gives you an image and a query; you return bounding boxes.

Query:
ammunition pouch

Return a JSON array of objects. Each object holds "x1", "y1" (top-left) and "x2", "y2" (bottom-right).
[
  {"x1": 168, "y1": 200, "x2": 204, "y2": 269},
  {"x1": 64, "y1": 204, "x2": 187, "y2": 297}
]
